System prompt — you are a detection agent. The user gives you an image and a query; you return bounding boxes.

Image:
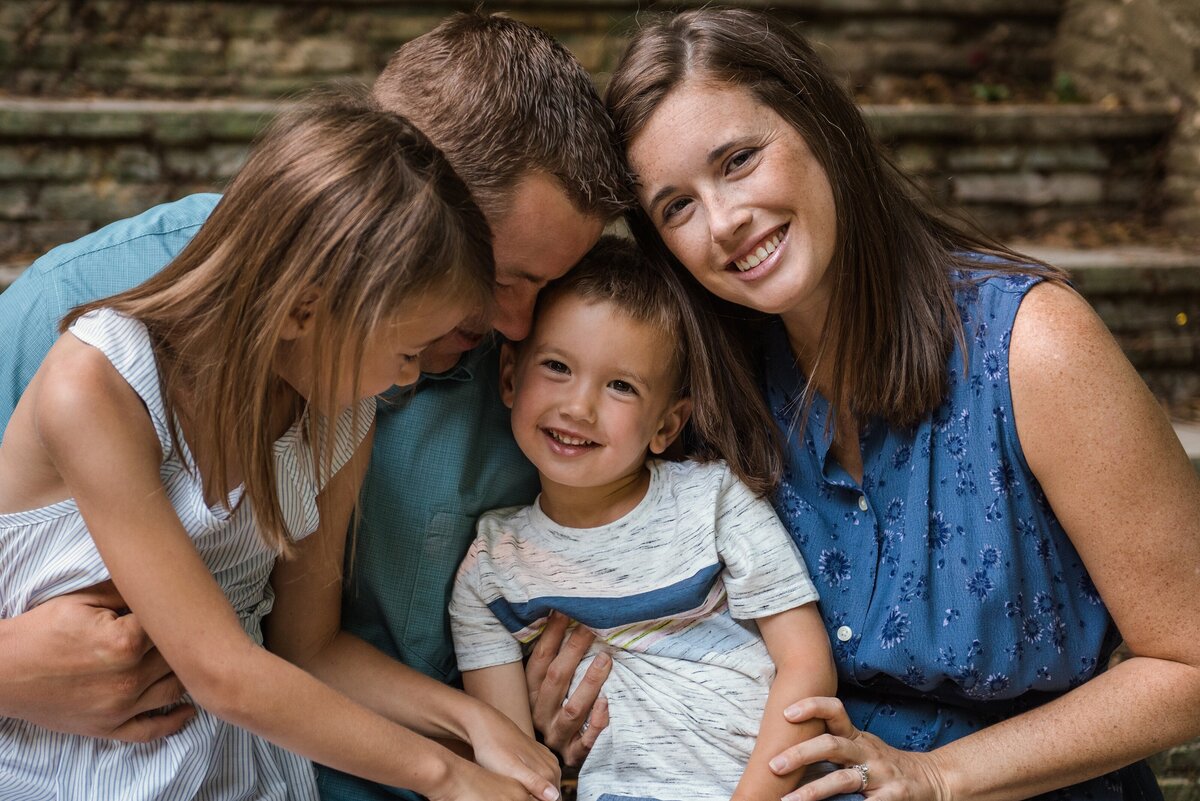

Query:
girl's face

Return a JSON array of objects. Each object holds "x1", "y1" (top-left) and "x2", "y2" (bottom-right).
[
  {"x1": 279, "y1": 291, "x2": 471, "y2": 413},
  {"x1": 501, "y1": 293, "x2": 690, "y2": 494},
  {"x1": 627, "y1": 80, "x2": 838, "y2": 323}
]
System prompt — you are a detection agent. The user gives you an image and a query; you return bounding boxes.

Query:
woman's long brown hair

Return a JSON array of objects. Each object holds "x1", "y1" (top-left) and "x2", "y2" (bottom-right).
[
  {"x1": 64, "y1": 89, "x2": 494, "y2": 553},
  {"x1": 607, "y1": 8, "x2": 1066, "y2": 436}
]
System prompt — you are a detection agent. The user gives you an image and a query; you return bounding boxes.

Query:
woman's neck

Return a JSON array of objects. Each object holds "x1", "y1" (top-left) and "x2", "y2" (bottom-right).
[{"x1": 537, "y1": 464, "x2": 651, "y2": 529}]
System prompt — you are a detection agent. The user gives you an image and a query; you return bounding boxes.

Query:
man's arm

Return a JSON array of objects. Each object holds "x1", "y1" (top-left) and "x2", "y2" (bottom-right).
[{"x1": 0, "y1": 582, "x2": 192, "y2": 741}]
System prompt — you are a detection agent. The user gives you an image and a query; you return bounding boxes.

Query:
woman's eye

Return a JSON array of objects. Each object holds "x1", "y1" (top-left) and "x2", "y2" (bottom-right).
[
  {"x1": 662, "y1": 197, "x2": 691, "y2": 221},
  {"x1": 543, "y1": 359, "x2": 569, "y2": 374},
  {"x1": 609, "y1": 380, "x2": 636, "y2": 395},
  {"x1": 726, "y1": 148, "x2": 757, "y2": 173}
]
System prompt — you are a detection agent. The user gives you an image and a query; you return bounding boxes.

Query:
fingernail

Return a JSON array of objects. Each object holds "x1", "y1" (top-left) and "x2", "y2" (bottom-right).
[
  {"x1": 543, "y1": 788, "x2": 560, "y2": 801},
  {"x1": 596, "y1": 652, "x2": 610, "y2": 666},
  {"x1": 770, "y1": 757, "x2": 787, "y2": 773}
]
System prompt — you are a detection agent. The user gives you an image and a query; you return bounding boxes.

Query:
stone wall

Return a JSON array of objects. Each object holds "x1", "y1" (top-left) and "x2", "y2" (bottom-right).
[{"x1": 1057, "y1": 0, "x2": 1200, "y2": 229}]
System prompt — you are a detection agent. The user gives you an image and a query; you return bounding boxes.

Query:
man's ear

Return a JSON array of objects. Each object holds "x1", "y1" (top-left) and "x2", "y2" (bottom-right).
[
  {"x1": 279, "y1": 288, "x2": 322, "y2": 341},
  {"x1": 649, "y1": 396, "x2": 693, "y2": 455},
  {"x1": 499, "y1": 342, "x2": 519, "y2": 409}
]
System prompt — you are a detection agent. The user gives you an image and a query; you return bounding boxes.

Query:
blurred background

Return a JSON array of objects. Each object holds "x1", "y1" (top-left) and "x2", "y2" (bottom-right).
[{"x1": 0, "y1": 0, "x2": 1197, "y2": 794}]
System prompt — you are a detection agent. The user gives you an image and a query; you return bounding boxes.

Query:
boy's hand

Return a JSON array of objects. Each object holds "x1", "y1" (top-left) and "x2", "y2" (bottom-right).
[
  {"x1": 0, "y1": 581, "x2": 194, "y2": 742},
  {"x1": 524, "y1": 612, "x2": 611, "y2": 765}
]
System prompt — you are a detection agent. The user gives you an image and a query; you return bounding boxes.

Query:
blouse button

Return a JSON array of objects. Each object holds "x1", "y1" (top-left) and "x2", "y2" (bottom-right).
[
  {"x1": 836, "y1": 625, "x2": 853, "y2": 642},
  {"x1": 857, "y1": 494, "x2": 869, "y2": 512}
]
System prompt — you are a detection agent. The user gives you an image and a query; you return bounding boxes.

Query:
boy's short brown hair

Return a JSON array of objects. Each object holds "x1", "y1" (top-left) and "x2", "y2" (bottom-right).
[{"x1": 373, "y1": 12, "x2": 631, "y2": 219}]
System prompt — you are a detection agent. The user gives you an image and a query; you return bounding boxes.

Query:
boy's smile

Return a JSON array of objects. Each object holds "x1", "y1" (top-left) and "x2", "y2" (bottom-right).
[{"x1": 500, "y1": 293, "x2": 690, "y2": 527}]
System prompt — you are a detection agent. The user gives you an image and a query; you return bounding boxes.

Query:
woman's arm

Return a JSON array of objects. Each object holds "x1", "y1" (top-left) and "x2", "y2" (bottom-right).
[
  {"x1": 732, "y1": 604, "x2": 837, "y2": 801},
  {"x1": 35, "y1": 337, "x2": 554, "y2": 801},
  {"x1": 774, "y1": 282, "x2": 1200, "y2": 801},
  {"x1": 264, "y1": 432, "x2": 559, "y2": 787}
]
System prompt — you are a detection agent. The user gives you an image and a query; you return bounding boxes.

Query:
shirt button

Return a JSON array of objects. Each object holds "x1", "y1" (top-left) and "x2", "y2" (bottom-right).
[
  {"x1": 836, "y1": 625, "x2": 853, "y2": 642},
  {"x1": 858, "y1": 495, "x2": 869, "y2": 512}
]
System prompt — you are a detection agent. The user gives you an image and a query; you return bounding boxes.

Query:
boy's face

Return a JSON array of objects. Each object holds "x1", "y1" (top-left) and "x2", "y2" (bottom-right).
[
  {"x1": 500, "y1": 293, "x2": 691, "y2": 494},
  {"x1": 419, "y1": 173, "x2": 605, "y2": 374}
]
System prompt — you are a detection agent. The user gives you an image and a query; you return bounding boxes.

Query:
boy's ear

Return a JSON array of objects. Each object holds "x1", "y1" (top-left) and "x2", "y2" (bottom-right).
[
  {"x1": 649, "y1": 396, "x2": 693, "y2": 455},
  {"x1": 279, "y1": 288, "x2": 322, "y2": 340},
  {"x1": 499, "y1": 342, "x2": 518, "y2": 409}
]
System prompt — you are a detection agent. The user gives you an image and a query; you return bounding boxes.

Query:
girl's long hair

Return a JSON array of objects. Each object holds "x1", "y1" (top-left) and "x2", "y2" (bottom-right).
[
  {"x1": 64, "y1": 88, "x2": 495, "y2": 553},
  {"x1": 606, "y1": 8, "x2": 1066, "y2": 434}
]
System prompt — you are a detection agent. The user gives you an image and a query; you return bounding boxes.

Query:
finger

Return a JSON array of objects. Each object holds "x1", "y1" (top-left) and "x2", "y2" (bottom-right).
[
  {"x1": 560, "y1": 649, "x2": 609, "y2": 723},
  {"x1": 770, "y1": 732, "x2": 857, "y2": 776},
  {"x1": 527, "y1": 612, "x2": 570, "y2": 700},
  {"x1": 563, "y1": 694, "x2": 608, "y2": 767},
  {"x1": 531, "y1": 628, "x2": 598, "y2": 730},
  {"x1": 783, "y1": 696, "x2": 857, "y2": 737},
  {"x1": 131, "y1": 670, "x2": 186, "y2": 716},
  {"x1": 105, "y1": 611, "x2": 156, "y2": 661},
  {"x1": 783, "y1": 767, "x2": 871, "y2": 801},
  {"x1": 108, "y1": 704, "x2": 196, "y2": 743},
  {"x1": 512, "y1": 761, "x2": 561, "y2": 801}
]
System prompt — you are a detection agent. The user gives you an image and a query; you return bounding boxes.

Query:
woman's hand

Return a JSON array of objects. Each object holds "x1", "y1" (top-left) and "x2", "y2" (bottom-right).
[
  {"x1": 466, "y1": 704, "x2": 562, "y2": 800},
  {"x1": 772, "y1": 697, "x2": 951, "y2": 801},
  {"x1": 524, "y1": 611, "x2": 611, "y2": 765},
  {"x1": 0, "y1": 581, "x2": 193, "y2": 742}
]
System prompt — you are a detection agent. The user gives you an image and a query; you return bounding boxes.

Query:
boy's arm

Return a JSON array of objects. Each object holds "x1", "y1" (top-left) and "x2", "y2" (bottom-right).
[
  {"x1": 732, "y1": 603, "x2": 837, "y2": 801},
  {"x1": 463, "y1": 662, "x2": 538, "y2": 737}
]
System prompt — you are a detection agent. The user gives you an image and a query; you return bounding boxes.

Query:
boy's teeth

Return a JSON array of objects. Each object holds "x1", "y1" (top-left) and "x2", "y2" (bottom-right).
[
  {"x1": 735, "y1": 229, "x2": 784, "y2": 272},
  {"x1": 550, "y1": 430, "x2": 593, "y2": 446}
]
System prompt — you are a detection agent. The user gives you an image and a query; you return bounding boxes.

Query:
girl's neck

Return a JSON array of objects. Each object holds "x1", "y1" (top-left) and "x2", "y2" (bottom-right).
[{"x1": 537, "y1": 464, "x2": 652, "y2": 529}]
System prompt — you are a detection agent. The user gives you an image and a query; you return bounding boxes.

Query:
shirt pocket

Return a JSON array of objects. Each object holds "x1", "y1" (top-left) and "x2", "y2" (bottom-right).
[{"x1": 400, "y1": 511, "x2": 478, "y2": 681}]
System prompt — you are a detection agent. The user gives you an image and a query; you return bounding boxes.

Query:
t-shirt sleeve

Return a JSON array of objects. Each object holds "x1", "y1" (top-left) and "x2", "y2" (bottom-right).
[
  {"x1": 713, "y1": 467, "x2": 819, "y2": 620},
  {"x1": 449, "y1": 527, "x2": 525, "y2": 672}
]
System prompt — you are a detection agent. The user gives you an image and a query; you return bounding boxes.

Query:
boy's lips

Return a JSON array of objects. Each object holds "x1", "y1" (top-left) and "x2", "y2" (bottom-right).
[{"x1": 541, "y1": 426, "x2": 599, "y2": 455}]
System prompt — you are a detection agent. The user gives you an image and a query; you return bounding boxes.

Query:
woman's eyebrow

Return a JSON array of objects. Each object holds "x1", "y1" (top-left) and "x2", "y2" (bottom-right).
[{"x1": 643, "y1": 139, "x2": 743, "y2": 213}]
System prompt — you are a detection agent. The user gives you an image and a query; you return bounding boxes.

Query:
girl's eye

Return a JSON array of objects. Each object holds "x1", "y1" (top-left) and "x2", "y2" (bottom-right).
[
  {"x1": 608, "y1": 380, "x2": 637, "y2": 395},
  {"x1": 542, "y1": 359, "x2": 569, "y2": 374}
]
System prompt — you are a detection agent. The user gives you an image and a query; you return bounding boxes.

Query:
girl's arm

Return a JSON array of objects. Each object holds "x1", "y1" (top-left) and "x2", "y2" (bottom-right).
[
  {"x1": 774, "y1": 282, "x2": 1200, "y2": 801},
  {"x1": 732, "y1": 603, "x2": 837, "y2": 801},
  {"x1": 35, "y1": 337, "x2": 555, "y2": 801},
  {"x1": 462, "y1": 662, "x2": 539, "y2": 737},
  {"x1": 264, "y1": 433, "x2": 559, "y2": 786}
]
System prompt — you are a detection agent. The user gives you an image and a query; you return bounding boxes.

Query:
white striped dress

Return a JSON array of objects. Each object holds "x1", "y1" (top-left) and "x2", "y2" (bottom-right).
[{"x1": 0, "y1": 308, "x2": 375, "y2": 800}]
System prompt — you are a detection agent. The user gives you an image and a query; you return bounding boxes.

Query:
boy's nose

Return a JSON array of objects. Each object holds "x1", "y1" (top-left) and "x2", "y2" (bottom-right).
[{"x1": 561, "y1": 389, "x2": 596, "y2": 423}]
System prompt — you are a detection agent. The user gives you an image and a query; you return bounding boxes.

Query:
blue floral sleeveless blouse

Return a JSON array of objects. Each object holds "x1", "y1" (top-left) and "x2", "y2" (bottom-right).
[{"x1": 763, "y1": 270, "x2": 1157, "y2": 801}]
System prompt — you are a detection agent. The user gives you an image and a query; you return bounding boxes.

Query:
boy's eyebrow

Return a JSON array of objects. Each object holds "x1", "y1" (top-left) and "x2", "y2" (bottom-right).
[{"x1": 643, "y1": 139, "x2": 739, "y2": 214}]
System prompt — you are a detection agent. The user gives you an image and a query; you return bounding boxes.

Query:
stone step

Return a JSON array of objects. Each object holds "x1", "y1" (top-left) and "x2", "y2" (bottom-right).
[{"x1": 0, "y1": 98, "x2": 1177, "y2": 265}]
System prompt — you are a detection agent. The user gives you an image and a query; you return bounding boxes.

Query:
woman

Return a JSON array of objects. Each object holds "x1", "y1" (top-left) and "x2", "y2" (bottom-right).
[{"x1": 602, "y1": 8, "x2": 1200, "y2": 801}]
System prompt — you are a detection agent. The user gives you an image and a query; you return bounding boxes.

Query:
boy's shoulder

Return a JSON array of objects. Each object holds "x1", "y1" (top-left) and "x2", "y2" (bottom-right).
[
  {"x1": 474, "y1": 503, "x2": 536, "y2": 538},
  {"x1": 651, "y1": 457, "x2": 733, "y2": 492}
]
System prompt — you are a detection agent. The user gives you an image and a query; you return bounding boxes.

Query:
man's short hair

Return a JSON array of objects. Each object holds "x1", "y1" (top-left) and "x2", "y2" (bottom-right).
[{"x1": 374, "y1": 12, "x2": 631, "y2": 220}]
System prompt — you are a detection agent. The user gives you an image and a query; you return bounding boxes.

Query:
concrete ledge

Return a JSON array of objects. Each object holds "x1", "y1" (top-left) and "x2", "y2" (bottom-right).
[{"x1": 1019, "y1": 246, "x2": 1200, "y2": 293}]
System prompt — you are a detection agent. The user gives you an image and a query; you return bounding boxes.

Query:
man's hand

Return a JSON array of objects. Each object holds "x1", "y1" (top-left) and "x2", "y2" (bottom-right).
[
  {"x1": 0, "y1": 581, "x2": 193, "y2": 741},
  {"x1": 524, "y1": 612, "x2": 611, "y2": 766}
]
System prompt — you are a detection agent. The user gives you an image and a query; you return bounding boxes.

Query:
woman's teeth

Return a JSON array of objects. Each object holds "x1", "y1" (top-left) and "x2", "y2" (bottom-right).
[{"x1": 734, "y1": 228, "x2": 785, "y2": 272}]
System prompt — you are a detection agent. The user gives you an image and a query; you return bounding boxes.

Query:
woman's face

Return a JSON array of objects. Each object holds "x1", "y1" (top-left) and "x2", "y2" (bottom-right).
[{"x1": 627, "y1": 81, "x2": 838, "y2": 321}]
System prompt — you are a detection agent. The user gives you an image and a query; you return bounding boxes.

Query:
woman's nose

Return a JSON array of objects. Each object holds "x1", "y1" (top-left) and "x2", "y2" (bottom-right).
[{"x1": 708, "y1": 194, "x2": 752, "y2": 247}]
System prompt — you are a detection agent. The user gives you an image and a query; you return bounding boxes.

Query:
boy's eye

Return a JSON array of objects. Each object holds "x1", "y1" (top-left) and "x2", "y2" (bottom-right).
[
  {"x1": 542, "y1": 359, "x2": 569, "y2": 374},
  {"x1": 608, "y1": 380, "x2": 637, "y2": 395}
]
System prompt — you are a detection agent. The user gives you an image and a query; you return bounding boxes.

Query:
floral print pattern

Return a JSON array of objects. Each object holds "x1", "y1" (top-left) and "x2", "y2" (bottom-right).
[{"x1": 763, "y1": 271, "x2": 1133, "y2": 801}]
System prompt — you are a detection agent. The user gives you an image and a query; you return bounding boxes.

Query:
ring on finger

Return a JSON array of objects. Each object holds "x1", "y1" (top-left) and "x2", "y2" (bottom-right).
[
  {"x1": 579, "y1": 719, "x2": 591, "y2": 737},
  {"x1": 849, "y1": 763, "x2": 869, "y2": 793}
]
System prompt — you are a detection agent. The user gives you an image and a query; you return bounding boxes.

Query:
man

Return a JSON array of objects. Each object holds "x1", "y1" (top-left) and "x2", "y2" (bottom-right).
[{"x1": 0, "y1": 13, "x2": 620, "y2": 799}]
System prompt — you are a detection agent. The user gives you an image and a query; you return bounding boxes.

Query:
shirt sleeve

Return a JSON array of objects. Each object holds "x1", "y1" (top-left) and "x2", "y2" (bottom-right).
[
  {"x1": 449, "y1": 528, "x2": 525, "y2": 672},
  {"x1": 713, "y1": 466, "x2": 820, "y2": 620}
]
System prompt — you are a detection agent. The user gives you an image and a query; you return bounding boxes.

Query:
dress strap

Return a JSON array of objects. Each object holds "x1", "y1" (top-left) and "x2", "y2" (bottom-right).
[{"x1": 68, "y1": 308, "x2": 174, "y2": 461}]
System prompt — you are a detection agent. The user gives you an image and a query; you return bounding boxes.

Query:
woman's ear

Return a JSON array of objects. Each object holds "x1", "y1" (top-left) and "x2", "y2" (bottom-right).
[
  {"x1": 499, "y1": 342, "x2": 519, "y2": 410},
  {"x1": 649, "y1": 396, "x2": 693, "y2": 455},
  {"x1": 279, "y1": 288, "x2": 322, "y2": 341}
]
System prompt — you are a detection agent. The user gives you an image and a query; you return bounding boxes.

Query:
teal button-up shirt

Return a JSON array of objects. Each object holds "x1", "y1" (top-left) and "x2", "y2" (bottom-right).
[{"x1": 0, "y1": 194, "x2": 540, "y2": 801}]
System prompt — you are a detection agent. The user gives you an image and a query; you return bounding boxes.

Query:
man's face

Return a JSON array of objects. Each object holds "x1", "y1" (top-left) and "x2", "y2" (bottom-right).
[{"x1": 419, "y1": 172, "x2": 605, "y2": 374}]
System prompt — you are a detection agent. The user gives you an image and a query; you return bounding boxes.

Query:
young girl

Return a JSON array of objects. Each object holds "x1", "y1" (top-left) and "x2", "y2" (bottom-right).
[
  {"x1": 0, "y1": 93, "x2": 559, "y2": 801},
  {"x1": 450, "y1": 237, "x2": 851, "y2": 801}
]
